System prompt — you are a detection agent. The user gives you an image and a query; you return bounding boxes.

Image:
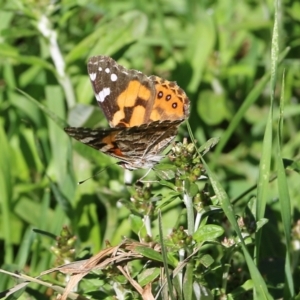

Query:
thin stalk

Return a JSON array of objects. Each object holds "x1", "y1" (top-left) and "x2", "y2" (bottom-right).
[
  {"x1": 37, "y1": 15, "x2": 75, "y2": 108},
  {"x1": 183, "y1": 181, "x2": 195, "y2": 235}
]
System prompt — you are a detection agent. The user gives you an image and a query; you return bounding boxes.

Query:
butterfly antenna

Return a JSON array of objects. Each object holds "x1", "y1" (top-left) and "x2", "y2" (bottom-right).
[{"x1": 77, "y1": 163, "x2": 117, "y2": 185}]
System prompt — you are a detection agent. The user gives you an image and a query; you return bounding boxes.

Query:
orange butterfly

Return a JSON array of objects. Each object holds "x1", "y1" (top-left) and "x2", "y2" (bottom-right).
[{"x1": 65, "y1": 56, "x2": 190, "y2": 170}]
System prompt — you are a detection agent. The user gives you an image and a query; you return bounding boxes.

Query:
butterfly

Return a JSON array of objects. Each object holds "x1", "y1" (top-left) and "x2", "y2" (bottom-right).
[{"x1": 65, "y1": 56, "x2": 190, "y2": 170}]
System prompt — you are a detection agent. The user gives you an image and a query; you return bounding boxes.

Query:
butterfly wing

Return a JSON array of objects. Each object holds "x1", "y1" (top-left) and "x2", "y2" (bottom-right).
[
  {"x1": 87, "y1": 56, "x2": 156, "y2": 128},
  {"x1": 66, "y1": 56, "x2": 190, "y2": 170},
  {"x1": 149, "y1": 75, "x2": 190, "y2": 122},
  {"x1": 87, "y1": 56, "x2": 190, "y2": 128},
  {"x1": 64, "y1": 120, "x2": 181, "y2": 170}
]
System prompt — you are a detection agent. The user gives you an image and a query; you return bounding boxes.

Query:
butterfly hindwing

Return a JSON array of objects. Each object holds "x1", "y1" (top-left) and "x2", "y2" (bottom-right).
[{"x1": 65, "y1": 120, "x2": 181, "y2": 169}]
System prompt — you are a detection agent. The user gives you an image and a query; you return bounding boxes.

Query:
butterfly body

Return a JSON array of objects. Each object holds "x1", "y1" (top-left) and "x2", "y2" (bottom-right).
[{"x1": 65, "y1": 56, "x2": 190, "y2": 170}]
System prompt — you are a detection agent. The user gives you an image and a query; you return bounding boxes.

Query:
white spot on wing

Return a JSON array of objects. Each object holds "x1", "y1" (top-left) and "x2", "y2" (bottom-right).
[
  {"x1": 111, "y1": 73, "x2": 118, "y2": 82},
  {"x1": 89, "y1": 72, "x2": 96, "y2": 81},
  {"x1": 105, "y1": 68, "x2": 110, "y2": 73},
  {"x1": 80, "y1": 137, "x2": 95, "y2": 143},
  {"x1": 98, "y1": 67, "x2": 102, "y2": 71},
  {"x1": 97, "y1": 87, "x2": 111, "y2": 102},
  {"x1": 101, "y1": 145, "x2": 113, "y2": 151}
]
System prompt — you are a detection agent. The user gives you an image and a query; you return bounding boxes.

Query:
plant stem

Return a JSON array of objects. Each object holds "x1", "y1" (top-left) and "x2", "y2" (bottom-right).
[
  {"x1": 183, "y1": 181, "x2": 194, "y2": 235},
  {"x1": 37, "y1": 15, "x2": 75, "y2": 108}
]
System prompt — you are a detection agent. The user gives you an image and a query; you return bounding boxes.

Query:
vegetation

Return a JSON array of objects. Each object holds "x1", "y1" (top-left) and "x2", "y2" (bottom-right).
[{"x1": 0, "y1": 0, "x2": 300, "y2": 299}]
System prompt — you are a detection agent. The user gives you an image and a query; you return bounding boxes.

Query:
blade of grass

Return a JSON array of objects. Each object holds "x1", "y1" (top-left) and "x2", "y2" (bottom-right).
[
  {"x1": 201, "y1": 157, "x2": 272, "y2": 299},
  {"x1": 0, "y1": 124, "x2": 13, "y2": 264},
  {"x1": 277, "y1": 73, "x2": 294, "y2": 297},
  {"x1": 14, "y1": 226, "x2": 36, "y2": 270},
  {"x1": 158, "y1": 210, "x2": 175, "y2": 300},
  {"x1": 212, "y1": 72, "x2": 269, "y2": 166},
  {"x1": 255, "y1": 2, "x2": 279, "y2": 263},
  {"x1": 194, "y1": 103, "x2": 271, "y2": 297},
  {"x1": 0, "y1": 270, "x2": 87, "y2": 300},
  {"x1": 45, "y1": 85, "x2": 71, "y2": 185},
  {"x1": 0, "y1": 51, "x2": 55, "y2": 72},
  {"x1": 182, "y1": 261, "x2": 193, "y2": 300},
  {"x1": 66, "y1": 11, "x2": 147, "y2": 64},
  {"x1": 186, "y1": 14, "x2": 215, "y2": 94},
  {"x1": 212, "y1": 48, "x2": 289, "y2": 168},
  {"x1": 17, "y1": 89, "x2": 67, "y2": 129},
  {"x1": 153, "y1": 0, "x2": 172, "y2": 54}
]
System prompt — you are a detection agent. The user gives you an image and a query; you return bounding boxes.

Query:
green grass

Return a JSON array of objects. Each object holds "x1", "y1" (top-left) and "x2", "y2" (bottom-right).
[{"x1": 1, "y1": 0, "x2": 300, "y2": 299}]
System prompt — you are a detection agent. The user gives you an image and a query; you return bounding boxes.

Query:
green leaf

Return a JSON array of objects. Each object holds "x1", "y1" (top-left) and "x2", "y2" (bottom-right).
[
  {"x1": 197, "y1": 91, "x2": 228, "y2": 125},
  {"x1": 193, "y1": 225, "x2": 224, "y2": 243},
  {"x1": 138, "y1": 267, "x2": 160, "y2": 286}
]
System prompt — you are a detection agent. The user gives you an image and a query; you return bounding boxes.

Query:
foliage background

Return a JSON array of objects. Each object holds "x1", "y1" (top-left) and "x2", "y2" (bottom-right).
[{"x1": 0, "y1": 0, "x2": 300, "y2": 298}]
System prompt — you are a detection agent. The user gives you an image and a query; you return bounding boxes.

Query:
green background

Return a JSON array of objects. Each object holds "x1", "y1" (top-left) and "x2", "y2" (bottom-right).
[{"x1": 0, "y1": 0, "x2": 300, "y2": 299}]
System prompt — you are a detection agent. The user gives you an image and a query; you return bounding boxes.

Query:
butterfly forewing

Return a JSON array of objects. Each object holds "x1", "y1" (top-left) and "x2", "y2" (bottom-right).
[{"x1": 87, "y1": 56, "x2": 155, "y2": 128}]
